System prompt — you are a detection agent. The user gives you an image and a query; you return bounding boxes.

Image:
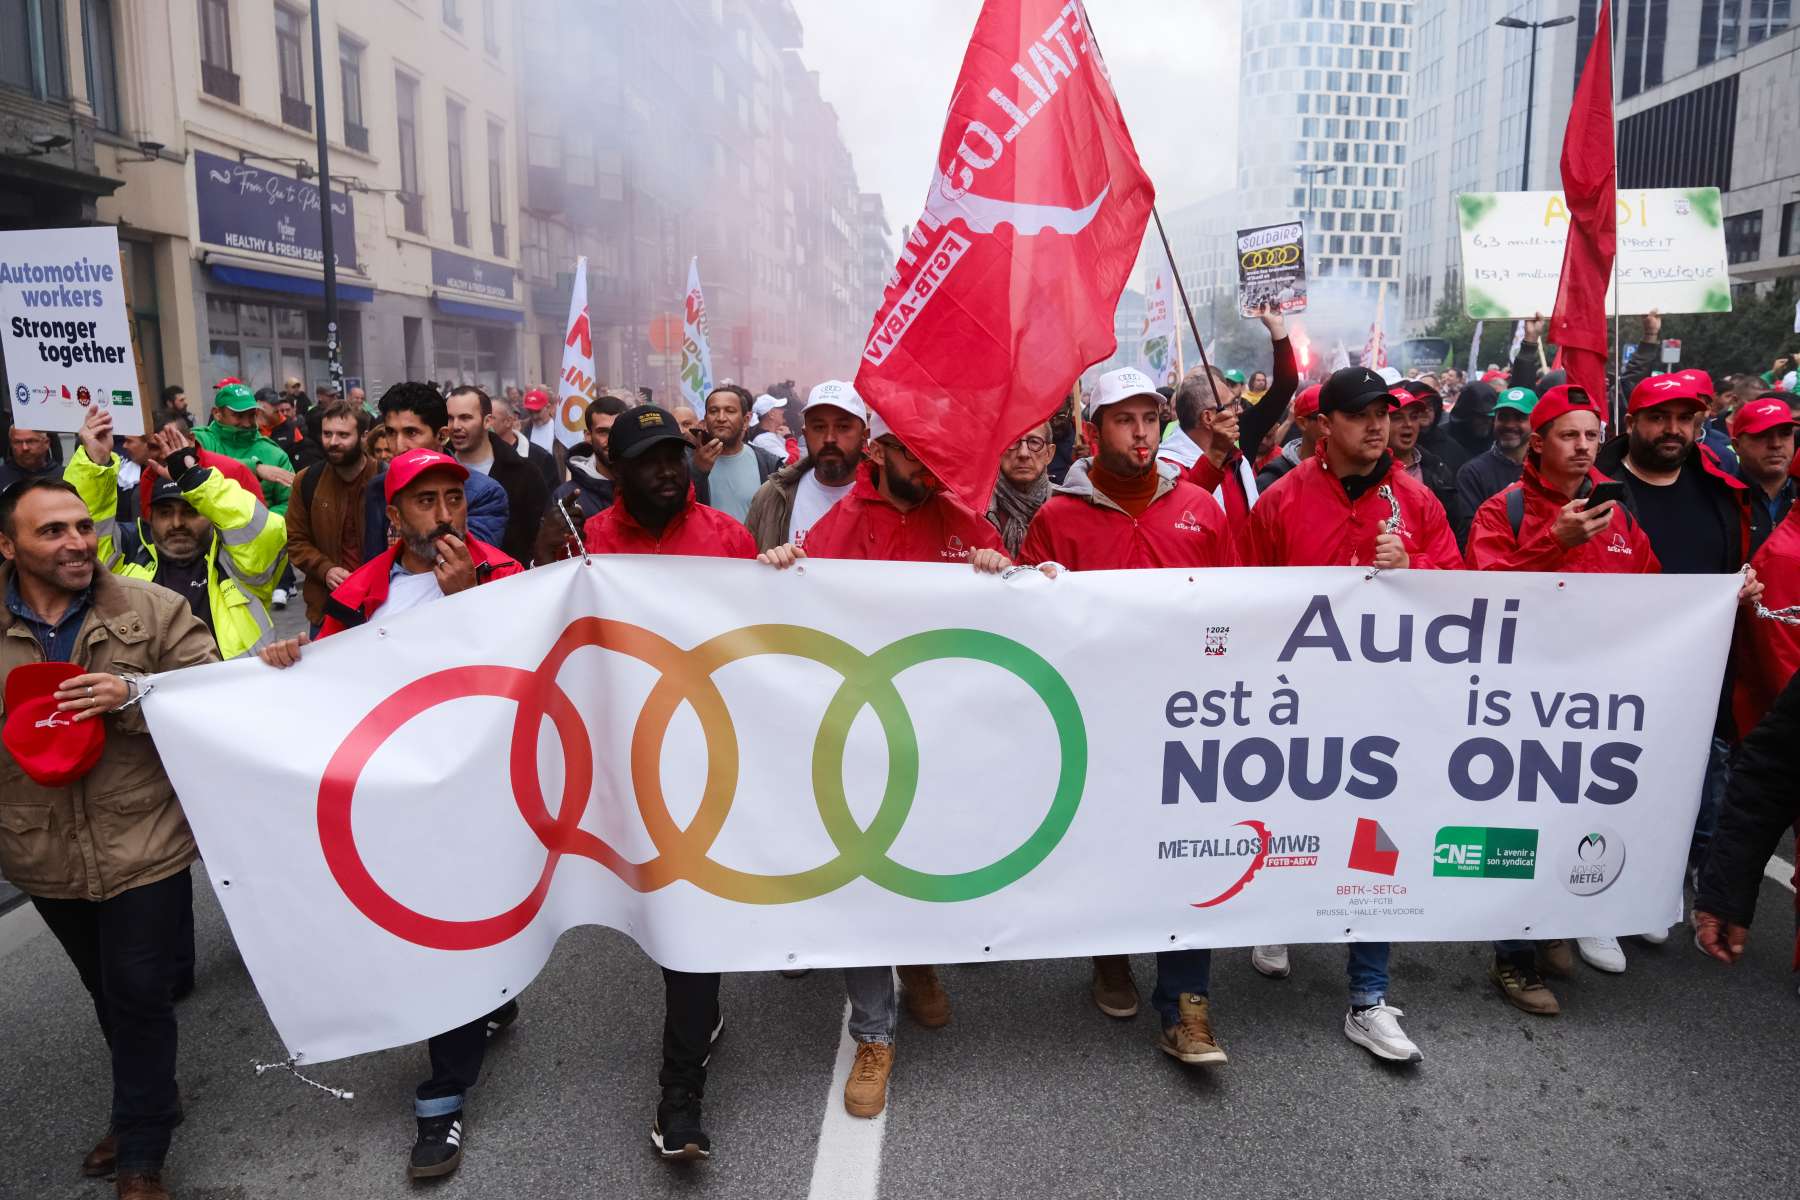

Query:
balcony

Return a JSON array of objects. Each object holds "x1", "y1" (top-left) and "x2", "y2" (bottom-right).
[
  {"x1": 491, "y1": 222, "x2": 507, "y2": 257},
  {"x1": 400, "y1": 192, "x2": 425, "y2": 234},
  {"x1": 202, "y1": 63, "x2": 240, "y2": 104},
  {"x1": 451, "y1": 207, "x2": 470, "y2": 247},
  {"x1": 344, "y1": 122, "x2": 369, "y2": 153},
  {"x1": 281, "y1": 95, "x2": 313, "y2": 132}
]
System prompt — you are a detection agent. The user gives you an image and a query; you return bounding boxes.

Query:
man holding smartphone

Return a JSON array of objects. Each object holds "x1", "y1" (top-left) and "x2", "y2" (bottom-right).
[{"x1": 691, "y1": 385, "x2": 782, "y2": 523}]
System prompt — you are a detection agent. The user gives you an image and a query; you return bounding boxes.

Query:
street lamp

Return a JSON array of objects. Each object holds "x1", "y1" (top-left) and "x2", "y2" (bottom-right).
[{"x1": 1496, "y1": 14, "x2": 1575, "y2": 190}]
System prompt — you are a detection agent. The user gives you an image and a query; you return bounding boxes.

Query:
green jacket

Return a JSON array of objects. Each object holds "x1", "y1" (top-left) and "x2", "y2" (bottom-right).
[
  {"x1": 193, "y1": 421, "x2": 293, "y2": 513},
  {"x1": 66, "y1": 448, "x2": 287, "y2": 659}
]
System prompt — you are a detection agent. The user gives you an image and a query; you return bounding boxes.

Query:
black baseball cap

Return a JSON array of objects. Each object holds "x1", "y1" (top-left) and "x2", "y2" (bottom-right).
[
  {"x1": 1319, "y1": 366, "x2": 1399, "y2": 415},
  {"x1": 147, "y1": 478, "x2": 189, "y2": 506},
  {"x1": 608, "y1": 404, "x2": 689, "y2": 461}
]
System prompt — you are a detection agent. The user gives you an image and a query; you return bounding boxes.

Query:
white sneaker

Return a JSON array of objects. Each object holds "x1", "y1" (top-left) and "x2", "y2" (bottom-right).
[
  {"x1": 272, "y1": 587, "x2": 290, "y2": 610},
  {"x1": 1250, "y1": 944, "x2": 1291, "y2": 978},
  {"x1": 1344, "y1": 1003, "x2": 1423, "y2": 1063},
  {"x1": 1575, "y1": 936, "x2": 1627, "y2": 973},
  {"x1": 1638, "y1": 927, "x2": 1670, "y2": 945}
]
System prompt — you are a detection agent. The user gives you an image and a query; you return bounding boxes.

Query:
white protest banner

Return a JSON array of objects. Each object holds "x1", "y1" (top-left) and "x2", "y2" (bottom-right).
[
  {"x1": 0, "y1": 225, "x2": 144, "y2": 435},
  {"x1": 1236, "y1": 222, "x2": 1308, "y2": 316},
  {"x1": 143, "y1": 558, "x2": 1733, "y2": 1065},
  {"x1": 1136, "y1": 266, "x2": 1179, "y2": 387},
  {"x1": 1458, "y1": 189, "x2": 1731, "y2": 319},
  {"x1": 678, "y1": 257, "x2": 714, "y2": 409},
  {"x1": 553, "y1": 257, "x2": 596, "y2": 449}
]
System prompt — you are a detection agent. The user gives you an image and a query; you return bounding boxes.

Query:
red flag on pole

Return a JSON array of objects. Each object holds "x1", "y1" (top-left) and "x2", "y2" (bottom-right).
[
  {"x1": 1548, "y1": 0, "x2": 1615, "y2": 407},
  {"x1": 854, "y1": 0, "x2": 1155, "y2": 511}
]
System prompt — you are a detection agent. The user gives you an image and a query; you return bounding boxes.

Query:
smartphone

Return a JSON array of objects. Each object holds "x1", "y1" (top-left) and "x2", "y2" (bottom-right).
[{"x1": 1583, "y1": 481, "x2": 1627, "y2": 512}]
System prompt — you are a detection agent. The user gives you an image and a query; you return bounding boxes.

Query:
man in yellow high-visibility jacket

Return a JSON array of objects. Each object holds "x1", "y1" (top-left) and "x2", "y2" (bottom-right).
[{"x1": 65, "y1": 408, "x2": 286, "y2": 660}]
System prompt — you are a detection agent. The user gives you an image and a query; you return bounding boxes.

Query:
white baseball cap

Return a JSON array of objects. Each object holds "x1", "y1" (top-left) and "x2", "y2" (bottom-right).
[
  {"x1": 751, "y1": 393, "x2": 784, "y2": 420},
  {"x1": 1088, "y1": 367, "x2": 1161, "y2": 418},
  {"x1": 868, "y1": 409, "x2": 893, "y2": 441},
  {"x1": 802, "y1": 380, "x2": 868, "y2": 424},
  {"x1": 1376, "y1": 366, "x2": 1403, "y2": 386}
]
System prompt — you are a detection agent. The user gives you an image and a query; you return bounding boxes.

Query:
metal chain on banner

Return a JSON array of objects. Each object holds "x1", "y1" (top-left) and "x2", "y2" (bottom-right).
[
  {"x1": 251, "y1": 1055, "x2": 354, "y2": 1101},
  {"x1": 1363, "y1": 484, "x2": 1406, "y2": 581},
  {"x1": 1745, "y1": 565, "x2": 1800, "y2": 624},
  {"x1": 555, "y1": 496, "x2": 591, "y2": 565}
]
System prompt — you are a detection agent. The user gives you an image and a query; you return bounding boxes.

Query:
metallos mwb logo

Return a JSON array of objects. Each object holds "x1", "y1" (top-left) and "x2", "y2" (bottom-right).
[{"x1": 1432, "y1": 826, "x2": 1538, "y2": 879}]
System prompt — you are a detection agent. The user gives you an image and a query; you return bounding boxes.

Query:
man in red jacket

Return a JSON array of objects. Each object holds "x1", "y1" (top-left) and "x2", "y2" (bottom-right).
[
  {"x1": 759, "y1": 409, "x2": 1008, "y2": 1122},
  {"x1": 1241, "y1": 365, "x2": 1460, "y2": 1066},
  {"x1": 1017, "y1": 366, "x2": 1234, "y2": 1066},
  {"x1": 257, "y1": 448, "x2": 522, "y2": 1181},
  {"x1": 582, "y1": 405, "x2": 757, "y2": 559}
]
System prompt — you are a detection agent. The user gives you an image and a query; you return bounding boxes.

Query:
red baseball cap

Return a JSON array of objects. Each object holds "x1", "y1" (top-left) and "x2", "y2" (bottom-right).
[
  {"x1": 1481, "y1": 369, "x2": 1508, "y2": 385},
  {"x1": 1628, "y1": 373, "x2": 1706, "y2": 415},
  {"x1": 1387, "y1": 384, "x2": 1430, "y2": 409},
  {"x1": 3, "y1": 662, "x2": 106, "y2": 786},
  {"x1": 521, "y1": 388, "x2": 551, "y2": 412},
  {"x1": 1676, "y1": 369, "x2": 1716, "y2": 399},
  {"x1": 384, "y1": 448, "x2": 469, "y2": 503},
  {"x1": 1731, "y1": 397, "x2": 1797, "y2": 438},
  {"x1": 1293, "y1": 384, "x2": 1322, "y2": 419},
  {"x1": 1530, "y1": 384, "x2": 1604, "y2": 433}
]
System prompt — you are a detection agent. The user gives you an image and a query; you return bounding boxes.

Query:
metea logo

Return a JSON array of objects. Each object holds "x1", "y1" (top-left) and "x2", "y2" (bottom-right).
[{"x1": 1562, "y1": 826, "x2": 1626, "y2": 896}]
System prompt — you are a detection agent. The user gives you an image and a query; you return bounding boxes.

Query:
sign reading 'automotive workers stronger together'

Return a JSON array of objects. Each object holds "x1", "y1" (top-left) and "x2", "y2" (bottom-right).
[{"x1": 143, "y1": 558, "x2": 1736, "y2": 1065}]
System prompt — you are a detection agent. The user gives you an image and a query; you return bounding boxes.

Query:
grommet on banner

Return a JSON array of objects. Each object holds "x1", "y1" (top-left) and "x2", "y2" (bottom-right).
[{"x1": 251, "y1": 1055, "x2": 354, "y2": 1101}]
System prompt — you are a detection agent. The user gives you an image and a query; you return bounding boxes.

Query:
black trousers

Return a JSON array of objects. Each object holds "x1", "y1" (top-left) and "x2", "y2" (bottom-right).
[
  {"x1": 417, "y1": 1004, "x2": 510, "y2": 1108},
  {"x1": 660, "y1": 969, "x2": 720, "y2": 1096},
  {"x1": 34, "y1": 869, "x2": 191, "y2": 1173}
]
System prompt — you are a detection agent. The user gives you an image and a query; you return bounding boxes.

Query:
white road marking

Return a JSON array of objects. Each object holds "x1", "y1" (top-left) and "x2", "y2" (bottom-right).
[
  {"x1": 1765, "y1": 855, "x2": 1796, "y2": 893},
  {"x1": 806, "y1": 997, "x2": 887, "y2": 1200}
]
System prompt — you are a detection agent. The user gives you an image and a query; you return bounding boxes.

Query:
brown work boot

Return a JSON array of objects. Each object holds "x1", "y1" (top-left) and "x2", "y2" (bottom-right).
[
  {"x1": 1536, "y1": 939, "x2": 1575, "y2": 979},
  {"x1": 1090, "y1": 955, "x2": 1140, "y2": 1018},
  {"x1": 843, "y1": 1040, "x2": 894, "y2": 1118},
  {"x1": 82, "y1": 1131, "x2": 117, "y2": 1177},
  {"x1": 1157, "y1": 993, "x2": 1227, "y2": 1064},
  {"x1": 1491, "y1": 959, "x2": 1561, "y2": 1016},
  {"x1": 897, "y1": 965, "x2": 950, "y2": 1028},
  {"x1": 115, "y1": 1171, "x2": 169, "y2": 1200}
]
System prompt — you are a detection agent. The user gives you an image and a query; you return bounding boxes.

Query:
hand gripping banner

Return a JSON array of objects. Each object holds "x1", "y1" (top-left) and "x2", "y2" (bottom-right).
[{"x1": 144, "y1": 559, "x2": 1736, "y2": 1064}]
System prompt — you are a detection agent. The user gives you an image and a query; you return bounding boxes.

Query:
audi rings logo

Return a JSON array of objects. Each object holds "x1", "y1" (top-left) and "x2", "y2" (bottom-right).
[
  {"x1": 1239, "y1": 244, "x2": 1302, "y2": 270},
  {"x1": 318, "y1": 618, "x2": 1088, "y2": 950}
]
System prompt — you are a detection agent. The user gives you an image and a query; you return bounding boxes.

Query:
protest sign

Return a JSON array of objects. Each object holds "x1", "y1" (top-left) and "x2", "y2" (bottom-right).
[
  {"x1": 1236, "y1": 222, "x2": 1308, "y2": 316},
  {"x1": 554, "y1": 257, "x2": 597, "y2": 448},
  {"x1": 145, "y1": 557, "x2": 1733, "y2": 1065},
  {"x1": 1458, "y1": 188, "x2": 1731, "y2": 318},
  {"x1": 1137, "y1": 267, "x2": 1180, "y2": 387},
  {"x1": 0, "y1": 225, "x2": 144, "y2": 435},
  {"x1": 678, "y1": 257, "x2": 714, "y2": 411}
]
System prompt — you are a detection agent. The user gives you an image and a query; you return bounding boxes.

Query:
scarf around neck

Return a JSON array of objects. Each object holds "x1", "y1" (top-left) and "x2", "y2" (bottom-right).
[{"x1": 988, "y1": 471, "x2": 1052, "y2": 556}]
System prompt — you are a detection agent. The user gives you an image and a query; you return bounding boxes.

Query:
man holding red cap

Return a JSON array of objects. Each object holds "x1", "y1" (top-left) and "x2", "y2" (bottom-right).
[
  {"x1": 0, "y1": 475, "x2": 218, "y2": 1200},
  {"x1": 258, "y1": 447, "x2": 524, "y2": 1180},
  {"x1": 1730, "y1": 395, "x2": 1797, "y2": 554},
  {"x1": 1017, "y1": 365, "x2": 1235, "y2": 1067},
  {"x1": 1254, "y1": 383, "x2": 1324, "y2": 492},
  {"x1": 1242, "y1": 364, "x2": 1460, "y2": 1065},
  {"x1": 759, "y1": 406, "x2": 1008, "y2": 1123}
]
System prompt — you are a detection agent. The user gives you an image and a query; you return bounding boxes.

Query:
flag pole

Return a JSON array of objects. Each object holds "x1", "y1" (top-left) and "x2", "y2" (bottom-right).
[
  {"x1": 1152, "y1": 206, "x2": 1216, "y2": 383},
  {"x1": 1610, "y1": 2, "x2": 1623, "y2": 430}
]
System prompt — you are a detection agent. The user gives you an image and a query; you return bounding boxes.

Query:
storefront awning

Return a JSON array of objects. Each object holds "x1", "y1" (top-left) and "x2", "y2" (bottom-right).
[
  {"x1": 432, "y1": 296, "x2": 526, "y2": 324},
  {"x1": 207, "y1": 263, "x2": 374, "y2": 304}
]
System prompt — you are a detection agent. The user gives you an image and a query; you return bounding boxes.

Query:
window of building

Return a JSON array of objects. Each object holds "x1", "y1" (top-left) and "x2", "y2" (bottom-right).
[
  {"x1": 275, "y1": 6, "x2": 311, "y2": 130},
  {"x1": 442, "y1": 0, "x2": 461, "y2": 32},
  {"x1": 1724, "y1": 211, "x2": 1762, "y2": 264},
  {"x1": 81, "y1": 0, "x2": 121, "y2": 131},
  {"x1": 482, "y1": 0, "x2": 498, "y2": 53},
  {"x1": 396, "y1": 72, "x2": 424, "y2": 233},
  {"x1": 2, "y1": 0, "x2": 70, "y2": 99},
  {"x1": 1781, "y1": 202, "x2": 1800, "y2": 258},
  {"x1": 340, "y1": 37, "x2": 367, "y2": 151},
  {"x1": 487, "y1": 119, "x2": 506, "y2": 257},
  {"x1": 447, "y1": 99, "x2": 468, "y2": 246}
]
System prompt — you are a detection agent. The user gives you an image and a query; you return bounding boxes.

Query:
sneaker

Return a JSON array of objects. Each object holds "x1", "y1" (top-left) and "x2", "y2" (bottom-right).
[
  {"x1": 485, "y1": 998, "x2": 520, "y2": 1038},
  {"x1": 1575, "y1": 936, "x2": 1627, "y2": 973},
  {"x1": 1535, "y1": 939, "x2": 1575, "y2": 979},
  {"x1": 1344, "y1": 1003, "x2": 1423, "y2": 1063},
  {"x1": 1251, "y1": 944, "x2": 1291, "y2": 978},
  {"x1": 1090, "y1": 955, "x2": 1139, "y2": 1019},
  {"x1": 897, "y1": 964, "x2": 950, "y2": 1028},
  {"x1": 1157, "y1": 993, "x2": 1227, "y2": 1065},
  {"x1": 843, "y1": 1040, "x2": 894, "y2": 1119},
  {"x1": 1638, "y1": 927, "x2": 1670, "y2": 945},
  {"x1": 651, "y1": 1087, "x2": 711, "y2": 1160},
  {"x1": 407, "y1": 1111, "x2": 465, "y2": 1179},
  {"x1": 271, "y1": 587, "x2": 289, "y2": 610},
  {"x1": 1490, "y1": 960, "x2": 1560, "y2": 1016}
]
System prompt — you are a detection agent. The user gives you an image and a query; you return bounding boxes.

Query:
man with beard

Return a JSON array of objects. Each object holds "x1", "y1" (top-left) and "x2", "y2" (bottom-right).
[
  {"x1": 1455, "y1": 386, "x2": 1537, "y2": 540},
  {"x1": 0, "y1": 476, "x2": 217, "y2": 1200},
  {"x1": 258, "y1": 448, "x2": 524, "y2": 1180},
  {"x1": 0, "y1": 426, "x2": 59, "y2": 491},
  {"x1": 987, "y1": 420, "x2": 1054, "y2": 557},
  {"x1": 1387, "y1": 383, "x2": 1461, "y2": 531},
  {"x1": 578, "y1": 406, "x2": 752, "y2": 1161},
  {"x1": 745, "y1": 381, "x2": 869, "y2": 555},
  {"x1": 286, "y1": 400, "x2": 379, "y2": 634},
  {"x1": 691, "y1": 384, "x2": 782, "y2": 522},
  {"x1": 65, "y1": 407, "x2": 287, "y2": 661},
  {"x1": 358, "y1": 383, "x2": 509, "y2": 559}
]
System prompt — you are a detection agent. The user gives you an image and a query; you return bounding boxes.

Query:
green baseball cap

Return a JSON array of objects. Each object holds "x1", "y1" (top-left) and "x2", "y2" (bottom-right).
[
  {"x1": 1494, "y1": 386, "x2": 1539, "y2": 416},
  {"x1": 213, "y1": 382, "x2": 258, "y2": 412},
  {"x1": 1223, "y1": 368, "x2": 1246, "y2": 384}
]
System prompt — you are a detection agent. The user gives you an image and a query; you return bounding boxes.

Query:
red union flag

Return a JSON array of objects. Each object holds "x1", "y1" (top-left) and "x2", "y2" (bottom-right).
[{"x1": 855, "y1": 0, "x2": 1154, "y2": 510}]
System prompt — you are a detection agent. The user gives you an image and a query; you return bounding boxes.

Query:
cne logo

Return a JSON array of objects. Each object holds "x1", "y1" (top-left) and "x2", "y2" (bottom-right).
[{"x1": 1432, "y1": 826, "x2": 1538, "y2": 879}]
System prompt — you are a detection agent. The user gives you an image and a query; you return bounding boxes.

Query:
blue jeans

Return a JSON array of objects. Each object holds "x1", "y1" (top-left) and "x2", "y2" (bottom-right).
[
  {"x1": 844, "y1": 966, "x2": 896, "y2": 1043},
  {"x1": 1151, "y1": 949, "x2": 1212, "y2": 1026},
  {"x1": 1493, "y1": 939, "x2": 1533, "y2": 961},
  {"x1": 1690, "y1": 736, "x2": 1729, "y2": 870},
  {"x1": 1345, "y1": 942, "x2": 1390, "y2": 1007}
]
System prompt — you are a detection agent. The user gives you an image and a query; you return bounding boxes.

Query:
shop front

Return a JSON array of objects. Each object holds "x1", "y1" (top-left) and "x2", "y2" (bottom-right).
[{"x1": 429, "y1": 248, "x2": 523, "y2": 395}]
